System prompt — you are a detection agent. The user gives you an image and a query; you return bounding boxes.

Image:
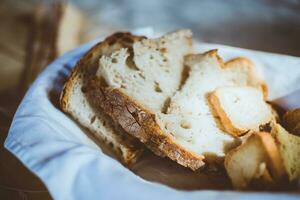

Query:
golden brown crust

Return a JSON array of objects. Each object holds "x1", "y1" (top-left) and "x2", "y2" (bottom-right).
[
  {"x1": 86, "y1": 79, "x2": 205, "y2": 170},
  {"x1": 208, "y1": 92, "x2": 244, "y2": 136}
]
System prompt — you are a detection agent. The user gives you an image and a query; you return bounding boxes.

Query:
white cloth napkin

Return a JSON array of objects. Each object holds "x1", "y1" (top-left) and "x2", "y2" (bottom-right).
[{"x1": 4, "y1": 33, "x2": 300, "y2": 200}]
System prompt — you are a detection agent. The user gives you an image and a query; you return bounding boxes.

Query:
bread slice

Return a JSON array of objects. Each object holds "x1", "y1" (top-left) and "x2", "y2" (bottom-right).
[
  {"x1": 60, "y1": 32, "x2": 146, "y2": 165},
  {"x1": 96, "y1": 29, "x2": 193, "y2": 111},
  {"x1": 209, "y1": 86, "x2": 274, "y2": 136},
  {"x1": 86, "y1": 30, "x2": 266, "y2": 170},
  {"x1": 224, "y1": 132, "x2": 285, "y2": 189},
  {"x1": 271, "y1": 123, "x2": 300, "y2": 181}
]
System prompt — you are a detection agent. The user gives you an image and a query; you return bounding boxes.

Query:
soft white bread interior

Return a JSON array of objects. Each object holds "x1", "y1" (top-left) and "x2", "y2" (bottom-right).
[
  {"x1": 60, "y1": 32, "x2": 145, "y2": 164},
  {"x1": 224, "y1": 132, "x2": 285, "y2": 189},
  {"x1": 209, "y1": 86, "x2": 274, "y2": 136},
  {"x1": 97, "y1": 29, "x2": 192, "y2": 111},
  {"x1": 271, "y1": 123, "x2": 300, "y2": 181}
]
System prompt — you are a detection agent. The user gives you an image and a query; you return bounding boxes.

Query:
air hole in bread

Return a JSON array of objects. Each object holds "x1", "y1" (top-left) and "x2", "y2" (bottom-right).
[
  {"x1": 160, "y1": 48, "x2": 167, "y2": 53},
  {"x1": 138, "y1": 72, "x2": 145, "y2": 79},
  {"x1": 154, "y1": 82, "x2": 162, "y2": 93},
  {"x1": 81, "y1": 86, "x2": 87, "y2": 93},
  {"x1": 112, "y1": 58, "x2": 118, "y2": 63},
  {"x1": 179, "y1": 65, "x2": 190, "y2": 90},
  {"x1": 180, "y1": 121, "x2": 191, "y2": 129},
  {"x1": 90, "y1": 115, "x2": 96, "y2": 124},
  {"x1": 126, "y1": 48, "x2": 139, "y2": 70},
  {"x1": 161, "y1": 97, "x2": 171, "y2": 114}
]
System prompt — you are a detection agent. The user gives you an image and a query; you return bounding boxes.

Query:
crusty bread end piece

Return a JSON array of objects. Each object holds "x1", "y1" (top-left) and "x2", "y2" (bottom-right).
[
  {"x1": 209, "y1": 86, "x2": 274, "y2": 136},
  {"x1": 225, "y1": 132, "x2": 285, "y2": 189},
  {"x1": 271, "y1": 123, "x2": 300, "y2": 181},
  {"x1": 60, "y1": 32, "x2": 145, "y2": 165}
]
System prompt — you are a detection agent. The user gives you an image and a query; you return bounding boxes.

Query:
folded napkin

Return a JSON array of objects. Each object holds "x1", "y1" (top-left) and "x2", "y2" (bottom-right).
[{"x1": 4, "y1": 31, "x2": 300, "y2": 200}]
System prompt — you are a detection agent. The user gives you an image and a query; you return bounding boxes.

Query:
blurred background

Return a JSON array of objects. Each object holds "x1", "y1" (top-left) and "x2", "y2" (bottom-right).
[{"x1": 0, "y1": 0, "x2": 300, "y2": 199}]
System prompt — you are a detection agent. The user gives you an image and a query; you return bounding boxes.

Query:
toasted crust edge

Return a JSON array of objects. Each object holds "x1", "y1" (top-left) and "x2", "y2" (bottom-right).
[{"x1": 208, "y1": 91, "x2": 245, "y2": 136}]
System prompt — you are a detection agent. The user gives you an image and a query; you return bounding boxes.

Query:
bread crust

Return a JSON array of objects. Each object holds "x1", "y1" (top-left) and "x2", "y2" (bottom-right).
[
  {"x1": 59, "y1": 32, "x2": 146, "y2": 164},
  {"x1": 256, "y1": 132, "x2": 286, "y2": 181},
  {"x1": 86, "y1": 79, "x2": 205, "y2": 170},
  {"x1": 208, "y1": 91, "x2": 243, "y2": 136}
]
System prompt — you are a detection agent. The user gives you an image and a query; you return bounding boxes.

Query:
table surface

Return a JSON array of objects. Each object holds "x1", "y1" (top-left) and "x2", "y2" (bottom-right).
[{"x1": 1, "y1": 0, "x2": 300, "y2": 199}]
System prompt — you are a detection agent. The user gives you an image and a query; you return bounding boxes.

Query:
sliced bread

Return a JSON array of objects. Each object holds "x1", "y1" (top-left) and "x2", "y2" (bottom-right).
[
  {"x1": 224, "y1": 132, "x2": 285, "y2": 189},
  {"x1": 271, "y1": 123, "x2": 300, "y2": 181},
  {"x1": 86, "y1": 29, "x2": 266, "y2": 170},
  {"x1": 60, "y1": 32, "x2": 146, "y2": 165},
  {"x1": 208, "y1": 86, "x2": 274, "y2": 136}
]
